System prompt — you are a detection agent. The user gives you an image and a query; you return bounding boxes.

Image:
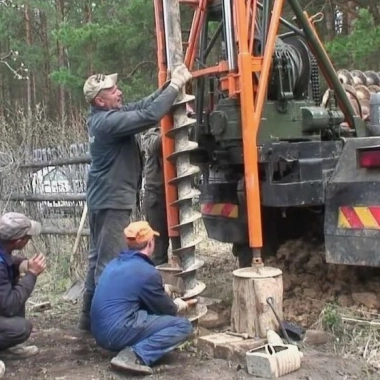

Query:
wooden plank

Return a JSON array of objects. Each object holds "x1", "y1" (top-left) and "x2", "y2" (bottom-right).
[
  {"x1": 8, "y1": 193, "x2": 86, "y2": 201},
  {"x1": 41, "y1": 227, "x2": 90, "y2": 236},
  {"x1": 21, "y1": 155, "x2": 91, "y2": 169}
]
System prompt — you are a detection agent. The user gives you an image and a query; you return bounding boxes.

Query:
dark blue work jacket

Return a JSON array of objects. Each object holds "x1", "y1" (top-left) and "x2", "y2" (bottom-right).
[{"x1": 90, "y1": 250, "x2": 177, "y2": 350}]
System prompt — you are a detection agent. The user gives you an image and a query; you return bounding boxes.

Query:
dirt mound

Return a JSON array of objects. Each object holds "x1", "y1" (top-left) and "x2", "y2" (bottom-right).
[{"x1": 266, "y1": 238, "x2": 380, "y2": 327}]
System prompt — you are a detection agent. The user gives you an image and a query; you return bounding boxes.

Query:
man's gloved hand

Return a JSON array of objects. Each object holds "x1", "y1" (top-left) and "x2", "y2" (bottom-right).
[
  {"x1": 174, "y1": 298, "x2": 188, "y2": 313},
  {"x1": 174, "y1": 298, "x2": 198, "y2": 314},
  {"x1": 164, "y1": 284, "x2": 183, "y2": 299},
  {"x1": 169, "y1": 63, "x2": 192, "y2": 91}
]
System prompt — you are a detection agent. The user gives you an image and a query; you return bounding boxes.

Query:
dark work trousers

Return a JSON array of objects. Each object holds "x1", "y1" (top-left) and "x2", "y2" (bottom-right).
[
  {"x1": 109, "y1": 314, "x2": 192, "y2": 366},
  {"x1": 143, "y1": 191, "x2": 169, "y2": 266},
  {"x1": 0, "y1": 306, "x2": 32, "y2": 350},
  {"x1": 85, "y1": 209, "x2": 132, "y2": 296},
  {"x1": 132, "y1": 315, "x2": 192, "y2": 365}
]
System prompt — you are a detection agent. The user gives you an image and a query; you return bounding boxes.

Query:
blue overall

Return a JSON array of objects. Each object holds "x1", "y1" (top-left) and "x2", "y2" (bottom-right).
[{"x1": 90, "y1": 250, "x2": 192, "y2": 365}]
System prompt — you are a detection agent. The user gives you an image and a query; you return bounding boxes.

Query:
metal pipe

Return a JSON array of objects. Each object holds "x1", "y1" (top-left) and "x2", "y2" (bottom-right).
[
  {"x1": 162, "y1": 0, "x2": 206, "y2": 317},
  {"x1": 257, "y1": 1, "x2": 304, "y2": 37},
  {"x1": 204, "y1": 22, "x2": 222, "y2": 60},
  {"x1": 222, "y1": 0, "x2": 237, "y2": 70},
  {"x1": 154, "y1": 0, "x2": 180, "y2": 239},
  {"x1": 261, "y1": 0, "x2": 270, "y2": 54},
  {"x1": 195, "y1": 14, "x2": 209, "y2": 142}
]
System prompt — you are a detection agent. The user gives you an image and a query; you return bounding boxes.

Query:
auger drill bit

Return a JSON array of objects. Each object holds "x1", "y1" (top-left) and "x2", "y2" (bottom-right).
[
  {"x1": 330, "y1": 69, "x2": 380, "y2": 121},
  {"x1": 162, "y1": 0, "x2": 206, "y2": 320}
]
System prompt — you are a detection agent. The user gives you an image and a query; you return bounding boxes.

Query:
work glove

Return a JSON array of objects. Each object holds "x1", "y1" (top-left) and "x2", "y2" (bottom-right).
[
  {"x1": 169, "y1": 63, "x2": 192, "y2": 91},
  {"x1": 174, "y1": 298, "x2": 189, "y2": 313},
  {"x1": 164, "y1": 284, "x2": 183, "y2": 299}
]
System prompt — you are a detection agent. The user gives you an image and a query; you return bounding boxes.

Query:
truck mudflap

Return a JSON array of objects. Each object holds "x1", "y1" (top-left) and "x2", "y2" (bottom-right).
[
  {"x1": 325, "y1": 137, "x2": 380, "y2": 267},
  {"x1": 199, "y1": 181, "x2": 248, "y2": 244}
]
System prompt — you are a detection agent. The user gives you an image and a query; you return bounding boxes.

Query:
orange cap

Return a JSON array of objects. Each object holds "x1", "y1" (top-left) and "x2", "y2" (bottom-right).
[{"x1": 124, "y1": 221, "x2": 160, "y2": 244}]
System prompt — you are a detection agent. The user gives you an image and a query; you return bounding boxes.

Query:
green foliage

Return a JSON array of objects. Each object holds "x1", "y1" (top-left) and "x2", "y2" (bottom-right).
[
  {"x1": 321, "y1": 304, "x2": 343, "y2": 335},
  {"x1": 1, "y1": 1, "x2": 380, "y2": 118},
  {"x1": 0, "y1": 0, "x2": 158, "y2": 112},
  {"x1": 49, "y1": 0, "x2": 157, "y2": 102},
  {"x1": 326, "y1": 8, "x2": 380, "y2": 70}
]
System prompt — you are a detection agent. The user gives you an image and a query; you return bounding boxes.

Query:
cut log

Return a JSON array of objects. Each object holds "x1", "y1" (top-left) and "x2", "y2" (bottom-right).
[{"x1": 231, "y1": 266, "x2": 283, "y2": 338}]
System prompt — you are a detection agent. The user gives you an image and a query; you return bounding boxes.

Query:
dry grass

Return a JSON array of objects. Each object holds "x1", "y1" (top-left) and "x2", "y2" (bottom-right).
[
  {"x1": 0, "y1": 111, "x2": 89, "y2": 287},
  {"x1": 313, "y1": 303, "x2": 380, "y2": 372}
]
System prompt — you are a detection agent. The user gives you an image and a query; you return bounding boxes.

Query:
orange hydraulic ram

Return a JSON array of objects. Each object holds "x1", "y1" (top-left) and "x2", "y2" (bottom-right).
[{"x1": 235, "y1": 0, "x2": 285, "y2": 252}]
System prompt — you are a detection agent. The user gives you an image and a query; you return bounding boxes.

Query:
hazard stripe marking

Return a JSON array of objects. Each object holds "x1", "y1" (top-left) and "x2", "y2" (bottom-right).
[
  {"x1": 340, "y1": 207, "x2": 364, "y2": 228},
  {"x1": 354, "y1": 207, "x2": 379, "y2": 229},
  {"x1": 202, "y1": 203, "x2": 213, "y2": 214},
  {"x1": 338, "y1": 209, "x2": 350, "y2": 228},
  {"x1": 220, "y1": 203, "x2": 235, "y2": 217},
  {"x1": 368, "y1": 206, "x2": 380, "y2": 225},
  {"x1": 200, "y1": 203, "x2": 239, "y2": 218},
  {"x1": 338, "y1": 206, "x2": 380, "y2": 230}
]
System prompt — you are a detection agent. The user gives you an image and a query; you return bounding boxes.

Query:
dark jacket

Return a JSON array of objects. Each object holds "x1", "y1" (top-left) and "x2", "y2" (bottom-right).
[
  {"x1": 142, "y1": 127, "x2": 164, "y2": 195},
  {"x1": 90, "y1": 249, "x2": 177, "y2": 350},
  {"x1": 86, "y1": 84, "x2": 178, "y2": 210},
  {"x1": 0, "y1": 249, "x2": 36, "y2": 318}
]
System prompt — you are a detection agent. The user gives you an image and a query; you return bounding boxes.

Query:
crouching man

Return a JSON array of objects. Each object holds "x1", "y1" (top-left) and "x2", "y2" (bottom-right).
[
  {"x1": 0, "y1": 212, "x2": 46, "y2": 377},
  {"x1": 90, "y1": 221, "x2": 195, "y2": 376}
]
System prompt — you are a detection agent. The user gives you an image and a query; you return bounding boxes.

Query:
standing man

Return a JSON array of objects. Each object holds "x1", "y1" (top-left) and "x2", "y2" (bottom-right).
[
  {"x1": 142, "y1": 127, "x2": 169, "y2": 266},
  {"x1": 0, "y1": 212, "x2": 46, "y2": 377},
  {"x1": 78, "y1": 65, "x2": 193, "y2": 332},
  {"x1": 90, "y1": 221, "x2": 195, "y2": 376}
]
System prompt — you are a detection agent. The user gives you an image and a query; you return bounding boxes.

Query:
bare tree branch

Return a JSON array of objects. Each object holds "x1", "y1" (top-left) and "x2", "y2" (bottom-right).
[
  {"x1": 123, "y1": 61, "x2": 156, "y2": 80},
  {"x1": 0, "y1": 50, "x2": 29, "y2": 80}
]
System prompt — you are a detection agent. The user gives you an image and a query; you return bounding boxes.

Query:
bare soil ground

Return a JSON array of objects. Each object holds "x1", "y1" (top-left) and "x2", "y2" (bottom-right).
[
  {"x1": 2, "y1": 302, "x2": 375, "y2": 380},
  {"x1": 3, "y1": 237, "x2": 380, "y2": 379}
]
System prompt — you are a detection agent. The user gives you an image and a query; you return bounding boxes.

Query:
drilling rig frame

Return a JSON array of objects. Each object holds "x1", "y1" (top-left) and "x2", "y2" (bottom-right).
[{"x1": 154, "y1": 0, "x2": 380, "y2": 273}]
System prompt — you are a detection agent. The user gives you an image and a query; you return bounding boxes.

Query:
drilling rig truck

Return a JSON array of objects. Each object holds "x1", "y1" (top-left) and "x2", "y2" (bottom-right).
[{"x1": 154, "y1": 0, "x2": 380, "y2": 314}]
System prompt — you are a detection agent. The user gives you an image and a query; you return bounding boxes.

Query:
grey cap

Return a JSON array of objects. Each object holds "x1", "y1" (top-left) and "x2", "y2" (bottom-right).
[
  {"x1": 83, "y1": 73, "x2": 118, "y2": 103},
  {"x1": 0, "y1": 212, "x2": 41, "y2": 241}
]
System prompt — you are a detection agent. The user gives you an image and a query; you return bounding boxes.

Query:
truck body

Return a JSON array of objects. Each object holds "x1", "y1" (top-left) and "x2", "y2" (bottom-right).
[{"x1": 154, "y1": 0, "x2": 380, "y2": 270}]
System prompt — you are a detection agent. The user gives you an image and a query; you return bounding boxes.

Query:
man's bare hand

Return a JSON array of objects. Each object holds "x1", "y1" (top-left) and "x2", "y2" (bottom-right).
[
  {"x1": 19, "y1": 260, "x2": 29, "y2": 274},
  {"x1": 27, "y1": 253, "x2": 46, "y2": 276}
]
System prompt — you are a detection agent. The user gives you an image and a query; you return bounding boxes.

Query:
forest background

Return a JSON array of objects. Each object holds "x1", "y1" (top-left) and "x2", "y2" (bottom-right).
[{"x1": 0, "y1": 0, "x2": 378, "y2": 136}]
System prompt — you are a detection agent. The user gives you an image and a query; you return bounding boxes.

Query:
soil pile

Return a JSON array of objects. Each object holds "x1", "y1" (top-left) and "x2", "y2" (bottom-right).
[{"x1": 266, "y1": 238, "x2": 380, "y2": 327}]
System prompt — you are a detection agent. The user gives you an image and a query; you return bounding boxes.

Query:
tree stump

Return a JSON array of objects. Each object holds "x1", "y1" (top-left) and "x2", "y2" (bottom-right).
[{"x1": 231, "y1": 266, "x2": 283, "y2": 338}]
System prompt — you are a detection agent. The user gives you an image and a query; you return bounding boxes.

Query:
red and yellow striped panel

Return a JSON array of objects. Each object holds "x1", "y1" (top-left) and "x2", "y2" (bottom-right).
[
  {"x1": 201, "y1": 203, "x2": 238, "y2": 218},
  {"x1": 338, "y1": 206, "x2": 380, "y2": 229}
]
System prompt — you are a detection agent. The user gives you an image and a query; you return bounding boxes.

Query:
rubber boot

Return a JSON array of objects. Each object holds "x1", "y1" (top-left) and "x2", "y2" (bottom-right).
[
  {"x1": 110, "y1": 348, "x2": 153, "y2": 376},
  {"x1": 0, "y1": 344, "x2": 39, "y2": 360},
  {"x1": 77, "y1": 291, "x2": 93, "y2": 332}
]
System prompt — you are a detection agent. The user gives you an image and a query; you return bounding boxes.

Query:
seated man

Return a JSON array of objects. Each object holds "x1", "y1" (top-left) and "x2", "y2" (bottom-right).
[
  {"x1": 0, "y1": 212, "x2": 47, "y2": 377},
  {"x1": 90, "y1": 221, "x2": 195, "y2": 375}
]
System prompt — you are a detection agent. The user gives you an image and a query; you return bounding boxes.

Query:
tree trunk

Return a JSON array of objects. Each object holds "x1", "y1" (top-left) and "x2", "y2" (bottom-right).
[
  {"x1": 40, "y1": 10, "x2": 51, "y2": 115},
  {"x1": 24, "y1": 0, "x2": 33, "y2": 154},
  {"x1": 56, "y1": 0, "x2": 66, "y2": 128}
]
